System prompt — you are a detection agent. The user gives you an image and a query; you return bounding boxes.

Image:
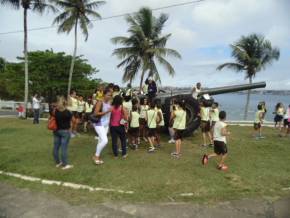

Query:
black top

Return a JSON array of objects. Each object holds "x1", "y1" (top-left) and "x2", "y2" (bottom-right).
[{"x1": 55, "y1": 109, "x2": 72, "y2": 130}]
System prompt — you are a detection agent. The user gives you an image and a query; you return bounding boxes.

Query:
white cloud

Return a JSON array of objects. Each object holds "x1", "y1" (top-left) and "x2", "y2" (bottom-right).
[{"x1": 166, "y1": 21, "x2": 197, "y2": 49}]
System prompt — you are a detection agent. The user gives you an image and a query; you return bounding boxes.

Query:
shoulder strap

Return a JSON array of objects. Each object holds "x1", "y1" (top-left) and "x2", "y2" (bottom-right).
[{"x1": 148, "y1": 110, "x2": 156, "y2": 127}]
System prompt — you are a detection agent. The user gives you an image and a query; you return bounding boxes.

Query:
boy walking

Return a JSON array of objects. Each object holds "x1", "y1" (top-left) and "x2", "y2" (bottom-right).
[{"x1": 202, "y1": 111, "x2": 230, "y2": 171}]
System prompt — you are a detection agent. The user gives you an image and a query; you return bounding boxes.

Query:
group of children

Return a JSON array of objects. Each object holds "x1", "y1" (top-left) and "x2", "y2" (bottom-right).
[
  {"x1": 253, "y1": 102, "x2": 290, "y2": 139},
  {"x1": 60, "y1": 83, "x2": 290, "y2": 171}
]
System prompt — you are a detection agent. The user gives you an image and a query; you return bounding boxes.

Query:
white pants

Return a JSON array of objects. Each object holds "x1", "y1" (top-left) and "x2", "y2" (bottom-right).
[{"x1": 94, "y1": 125, "x2": 109, "y2": 157}]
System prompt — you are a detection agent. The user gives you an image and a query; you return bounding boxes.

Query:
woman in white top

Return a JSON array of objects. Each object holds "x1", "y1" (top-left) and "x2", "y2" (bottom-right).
[
  {"x1": 83, "y1": 97, "x2": 94, "y2": 132},
  {"x1": 92, "y1": 89, "x2": 112, "y2": 165},
  {"x1": 139, "y1": 98, "x2": 149, "y2": 141},
  {"x1": 32, "y1": 94, "x2": 41, "y2": 124}
]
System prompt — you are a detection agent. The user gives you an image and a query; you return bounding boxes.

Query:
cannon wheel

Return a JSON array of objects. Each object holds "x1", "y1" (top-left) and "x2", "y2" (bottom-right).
[{"x1": 163, "y1": 95, "x2": 200, "y2": 137}]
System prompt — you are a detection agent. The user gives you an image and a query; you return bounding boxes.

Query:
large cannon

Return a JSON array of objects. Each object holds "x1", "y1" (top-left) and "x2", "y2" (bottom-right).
[{"x1": 153, "y1": 82, "x2": 266, "y2": 136}]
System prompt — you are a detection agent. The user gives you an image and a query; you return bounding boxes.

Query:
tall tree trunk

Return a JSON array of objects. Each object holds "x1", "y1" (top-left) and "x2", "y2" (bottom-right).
[
  {"x1": 67, "y1": 19, "x2": 78, "y2": 97},
  {"x1": 243, "y1": 76, "x2": 253, "y2": 120},
  {"x1": 139, "y1": 69, "x2": 146, "y2": 92},
  {"x1": 24, "y1": 8, "x2": 29, "y2": 118}
]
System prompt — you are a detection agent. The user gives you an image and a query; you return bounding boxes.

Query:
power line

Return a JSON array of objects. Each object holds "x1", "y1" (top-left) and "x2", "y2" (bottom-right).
[{"x1": 0, "y1": 0, "x2": 205, "y2": 35}]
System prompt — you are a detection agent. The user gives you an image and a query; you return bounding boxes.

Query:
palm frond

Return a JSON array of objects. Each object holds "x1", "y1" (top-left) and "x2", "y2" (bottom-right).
[
  {"x1": 216, "y1": 62, "x2": 245, "y2": 72},
  {"x1": 31, "y1": 0, "x2": 57, "y2": 14},
  {"x1": 53, "y1": 11, "x2": 70, "y2": 25},
  {"x1": 0, "y1": 0, "x2": 20, "y2": 9},
  {"x1": 111, "y1": 36, "x2": 130, "y2": 45},
  {"x1": 85, "y1": 0, "x2": 105, "y2": 10},
  {"x1": 79, "y1": 16, "x2": 89, "y2": 40},
  {"x1": 153, "y1": 13, "x2": 168, "y2": 36},
  {"x1": 155, "y1": 55, "x2": 175, "y2": 76},
  {"x1": 112, "y1": 47, "x2": 138, "y2": 59},
  {"x1": 148, "y1": 47, "x2": 181, "y2": 59},
  {"x1": 57, "y1": 14, "x2": 76, "y2": 34}
]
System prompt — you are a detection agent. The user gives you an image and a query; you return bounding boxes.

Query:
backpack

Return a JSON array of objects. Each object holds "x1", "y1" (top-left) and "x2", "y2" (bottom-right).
[
  {"x1": 89, "y1": 102, "x2": 103, "y2": 123},
  {"x1": 47, "y1": 108, "x2": 57, "y2": 131}
]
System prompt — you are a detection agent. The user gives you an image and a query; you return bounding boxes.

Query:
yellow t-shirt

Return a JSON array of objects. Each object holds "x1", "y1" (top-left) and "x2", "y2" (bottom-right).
[
  {"x1": 200, "y1": 106, "x2": 210, "y2": 121},
  {"x1": 255, "y1": 110, "x2": 263, "y2": 123},
  {"x1": 157, "y1": 108, "x2": 164, "y2": 126},
  {"x1": 210, "y1": 108, "x2": 219, "y2": 122},
  {"x1": 96, "y1": 91, "x2": 104, "y2": 101},
  {"x1": 147, "y1": 109, "x2": 157, "y2": 128},
  {"x1": 173, "y1": 109, "x2": 186, "y2": 130},
  {"x1": 85, "y1": 102, "x2": 94, "y2": 113},
  {"x1": 77, "y1": 100, "x2": 85, "y2": 113},
  {"x1": 140, "y1": 105, "x2": 149, "y2": 119},
  {"x1": 130, "y1": 111, "x2": 140, "y2": 128},
  {"x1": 67, "y1": 96, "x2": 78, "y2": 112}
]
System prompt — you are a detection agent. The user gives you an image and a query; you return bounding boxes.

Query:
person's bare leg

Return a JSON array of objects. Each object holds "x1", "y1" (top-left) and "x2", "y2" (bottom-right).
[
  {"x1": 177, "y1": 140, "x2": 181, "y2": 154},
  {"x1": 219, "y1": 154, "x2": 227, "y2": 166},
  {"x1": 148, "y1": 136, "x2": 154, "y2": 149},
  {"x1": 84, "y1": 121, "x2": 88, "y2": 132},
  {"x1": 175, "y1": 140, "x2": 178, "y2": 153},
  {"x1": 202, "y1": 132, "x2": 207, "y2": 146},
  {"x1": 207, "y1": 132, "x2": 213, "y2": 144}
]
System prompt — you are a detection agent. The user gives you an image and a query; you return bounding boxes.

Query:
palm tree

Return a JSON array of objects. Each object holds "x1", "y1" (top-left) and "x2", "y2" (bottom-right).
[
  {"x1": 0, "y1": 0, "x2": 56, "y2": 117},
  {"x1": 217, "y1": 34, "x2": 280, "y2": 120},
  {"x1": 111, "y1": 7, "x2": 181, "y2": 91},
  {"x1": 52, "y1": 0, "x2": 105, "y2": 96}
]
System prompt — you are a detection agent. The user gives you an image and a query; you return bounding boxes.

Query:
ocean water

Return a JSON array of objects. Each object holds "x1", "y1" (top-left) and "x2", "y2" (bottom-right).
[{"x1": 213, "y1": 93, "x2": 290, "y2": 121}]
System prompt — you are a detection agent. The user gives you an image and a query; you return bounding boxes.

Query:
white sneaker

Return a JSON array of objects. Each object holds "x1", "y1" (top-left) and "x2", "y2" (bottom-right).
[
  {"x1": 148, "y1": 147, "x2": 155, "y2": 152},
  {"x1": 70, "y1": 133, "x2": 76, "y2": 138},
  {"x1": 62, "y1": 165, "x2": 74, "y2": 170},
  {"x1": 168, "y1": 139, "x2": 175, "y2": 144},
  {"x1": 55, "y1": 162, "x2": 63, "y2": 168},
  {"x1": 95, "y1": 136, "x2": 99, "y2": 140},
  {"x1": 94, "y1": 159, "x2": 104, "y2": 165}
]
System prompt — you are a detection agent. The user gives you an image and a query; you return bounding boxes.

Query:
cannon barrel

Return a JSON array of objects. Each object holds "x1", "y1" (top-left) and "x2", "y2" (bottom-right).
[{"x1": 199, "y1": 82, "x2": 266, "y2": 96}]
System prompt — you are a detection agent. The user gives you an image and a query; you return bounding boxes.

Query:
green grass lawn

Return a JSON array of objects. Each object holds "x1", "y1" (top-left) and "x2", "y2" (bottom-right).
[{"x1": 0, "y1": 118, "x2": 290, "y2": 205}]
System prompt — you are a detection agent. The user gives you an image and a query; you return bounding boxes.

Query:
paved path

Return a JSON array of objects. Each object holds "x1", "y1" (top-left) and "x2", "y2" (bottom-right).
[{"x1": 0, "y1": 183, "x2": 289, "y2": 218}]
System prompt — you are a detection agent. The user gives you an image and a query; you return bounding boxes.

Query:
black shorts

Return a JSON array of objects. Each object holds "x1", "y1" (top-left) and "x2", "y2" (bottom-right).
[
  {"x1": 71, "y1": 111, "x2": 78, "y2": 118},
  {"x1": 147, "y1": 128, "x2": 156, "y2": 137},
  {"x1": 274, "y1": 115, "x2": 283, "y2": 123},
  {"x1": 201, "y1": 120, "x2": 210, "y2": 133},
  {"x1": 211, "y1": 121, "x2": 217, "y2": 129},
  {"x1": 174, "y1": 129, "x2": 184, "y2": 140},
  {"x1": 283, "y1": 119, "x2": 290, "y2": 127},
  {"x1": 84, "y1": 113, "x2": 91, "y2": 122},
  {"x1": 214, "y1": 140, "x2": 228, "y2": 155},
  {"x1": 156, "y1": 125, "x2": 164, "y2": 134},
  {"x1": 139, "y1": 118, "x2": 147, "y2": 126},
  {"x1": 254, "y1": 122, "x2": 261, "y2": 130},
  {"x1": 77, "y1": 112, "x2": 84, "y2": 119},
  {"x1": 129, "y1": 127, "x2": 139, "y2": 137}
]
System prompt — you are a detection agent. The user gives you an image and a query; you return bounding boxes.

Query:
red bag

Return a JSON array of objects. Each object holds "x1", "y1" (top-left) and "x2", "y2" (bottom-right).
[{"x1": 48, "y1": 109, "x2": 57, "y2": 131}]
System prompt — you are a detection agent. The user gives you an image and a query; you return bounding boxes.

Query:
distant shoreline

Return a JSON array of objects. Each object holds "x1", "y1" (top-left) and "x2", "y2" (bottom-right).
[{"x1": 158, "y1": 88, "x2": 290, "y2": 96}]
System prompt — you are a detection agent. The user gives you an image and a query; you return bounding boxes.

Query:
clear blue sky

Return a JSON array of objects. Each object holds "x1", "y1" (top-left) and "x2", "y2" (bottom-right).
[{"x1": 0, "y1": 0, "x2": 289, "y2": 89}]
